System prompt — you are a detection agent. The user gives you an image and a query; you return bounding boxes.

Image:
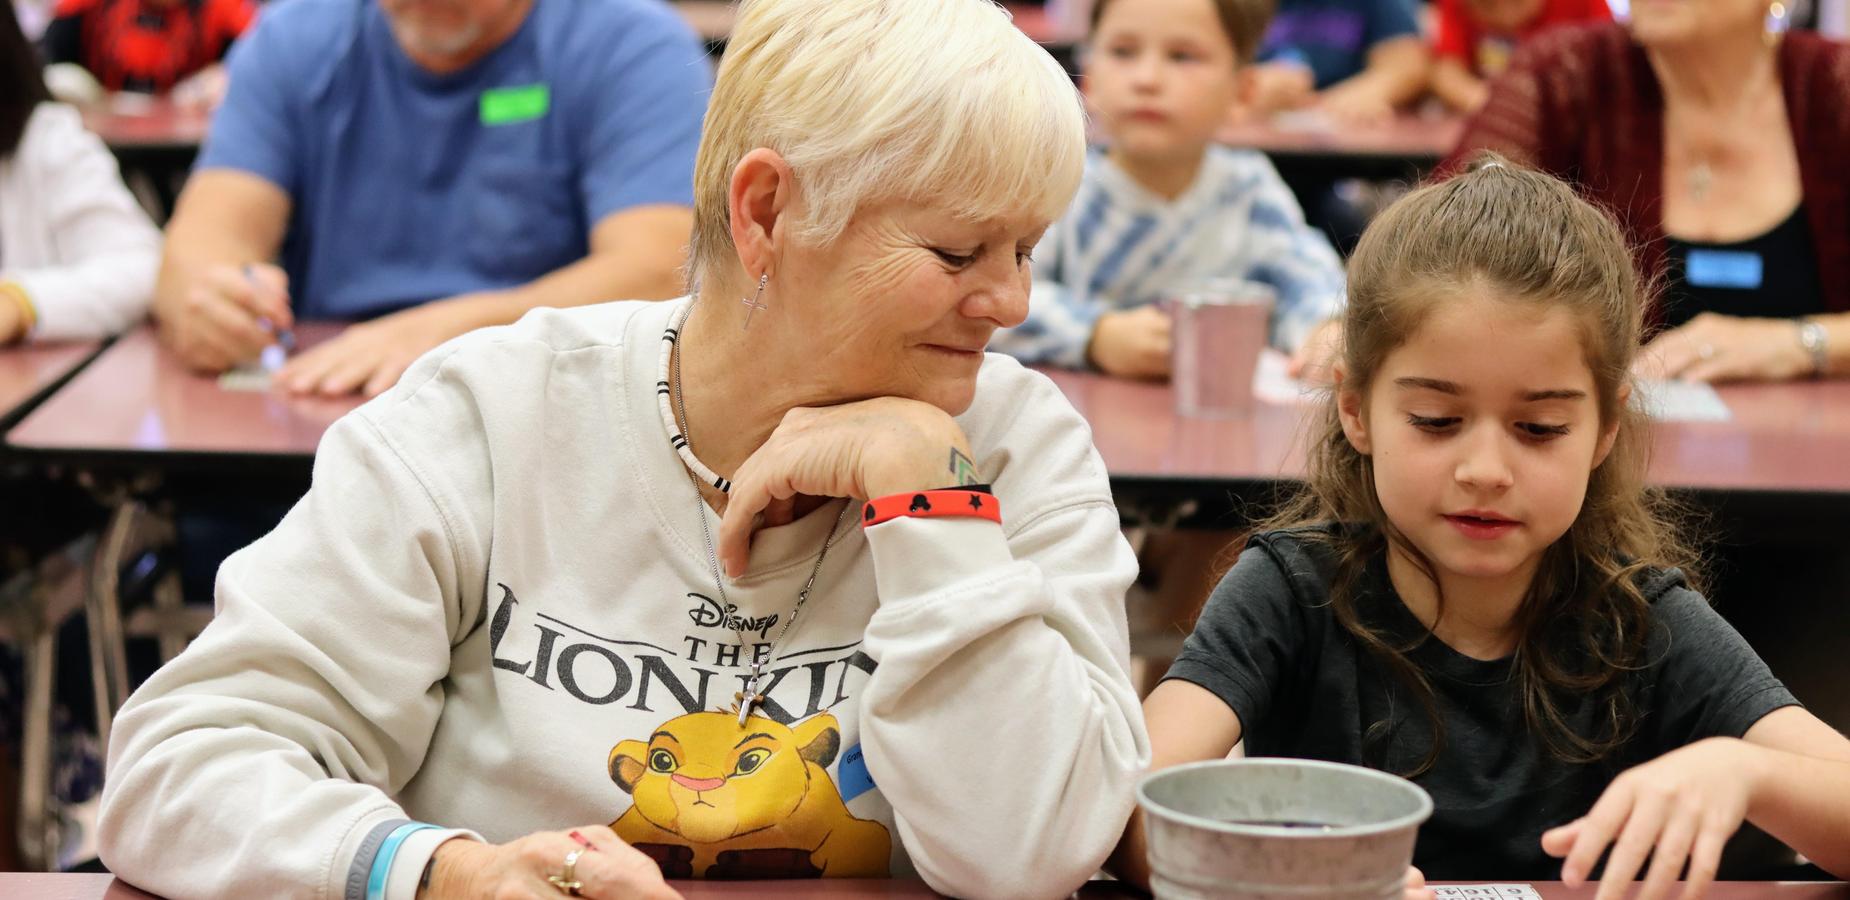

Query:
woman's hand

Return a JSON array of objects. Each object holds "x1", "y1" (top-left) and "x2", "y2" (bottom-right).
[
  {"x1": 717, "y1": 397, "x2": 976, "y2": 576},
  {"x1": 1636, "y1": 313, "x2": 1814, "y2": 383},
  {"x1": 423, "y1": 826, "x2": 680, "y2": 900},
  {"x1": 1541, "y1": 738, "x2": 1762, "y2": 900},
  {"x1": 1088, "y1": 305, "x2": 1173, "y2": 380}
]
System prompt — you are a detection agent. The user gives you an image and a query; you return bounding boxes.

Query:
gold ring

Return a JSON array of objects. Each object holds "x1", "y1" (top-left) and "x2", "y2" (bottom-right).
[{"x1": 547, "y1": 847, "x2": 586, "y2": 896}]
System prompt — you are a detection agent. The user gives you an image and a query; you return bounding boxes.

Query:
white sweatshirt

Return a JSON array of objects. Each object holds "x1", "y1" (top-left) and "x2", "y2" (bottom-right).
[
  {"x1": 0, "y1": 103, "x2": 161, "y2": 342},
  {"x1": 98, "y1": 298, "x2": 1151, "y2": 900}
]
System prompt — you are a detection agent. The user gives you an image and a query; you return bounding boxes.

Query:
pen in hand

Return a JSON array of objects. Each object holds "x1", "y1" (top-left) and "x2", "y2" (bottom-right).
[{"x1": 241, "y1": 263, "x2": 295, "y2": 353}]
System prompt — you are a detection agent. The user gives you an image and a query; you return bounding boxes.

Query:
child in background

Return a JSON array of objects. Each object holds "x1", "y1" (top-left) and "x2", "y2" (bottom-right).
[
  {"x1": 39, "y1": 0, "x2": 255, "y2": 99},
  {"x1": 1113, "y1": 159, "x2": 1850, "y2": 892},
  {"x1": 1429, "y1": 0, "x2": 1611, "y2": 112},
  {"x1": 1248, "y1": 0, "x2": 1428, "y2": 123},
  {"x1": 991, "y1": 0, "x2": 1346, "y2": 381},
  {"x1": 2, "y1": 8, "x2": 160, "y2": 344}
]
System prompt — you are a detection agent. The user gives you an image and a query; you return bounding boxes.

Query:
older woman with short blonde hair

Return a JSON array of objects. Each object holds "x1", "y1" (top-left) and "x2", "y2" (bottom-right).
[{"x1": 96, "y1": 1, "x2": 1150, "y2": 898}]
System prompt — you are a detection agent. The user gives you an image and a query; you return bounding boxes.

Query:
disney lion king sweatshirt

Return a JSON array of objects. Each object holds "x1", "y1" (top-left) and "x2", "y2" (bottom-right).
[{"x1": 96, "y1": 298, "x2": 1151, "y2": 900}]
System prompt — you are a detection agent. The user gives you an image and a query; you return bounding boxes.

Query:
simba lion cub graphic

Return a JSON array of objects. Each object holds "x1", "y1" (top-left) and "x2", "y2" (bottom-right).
[{"x1": 608, "y1": 710, "x2": 891, "y2": 879}]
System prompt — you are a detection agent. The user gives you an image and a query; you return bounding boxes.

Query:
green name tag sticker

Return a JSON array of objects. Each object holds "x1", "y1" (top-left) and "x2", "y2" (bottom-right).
[{"x1": 480, "y1": 84, "x2": 551, "y2": 126}]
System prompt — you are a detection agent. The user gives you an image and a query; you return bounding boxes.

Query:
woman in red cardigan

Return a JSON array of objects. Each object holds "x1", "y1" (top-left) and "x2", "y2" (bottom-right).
[{"x1": 1442, "y1": 4, "x2": 1850, "y2": 383}]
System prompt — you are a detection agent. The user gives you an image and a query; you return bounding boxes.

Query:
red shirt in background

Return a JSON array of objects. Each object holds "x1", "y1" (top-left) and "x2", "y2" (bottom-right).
[
  {"x1": 1434, "y1": 0, "x2": 1611, "y2": 77},
  {"x1": 42, "y1": 0, "x2": 256, "y2": 93}
]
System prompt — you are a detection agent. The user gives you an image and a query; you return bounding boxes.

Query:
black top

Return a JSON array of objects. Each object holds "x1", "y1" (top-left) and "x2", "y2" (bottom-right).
[
  {"x1": 1167, "y1": 526, "x2": 1800, "y2": 880},
  {"x1": 1661, "y1": 205, "x2": 1826, "y2": 330}
]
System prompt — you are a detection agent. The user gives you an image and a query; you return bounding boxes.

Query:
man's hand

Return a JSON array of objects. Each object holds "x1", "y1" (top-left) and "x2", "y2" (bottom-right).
[
  {"x1": 279, "y1": 294, "x2": 513, "y2": 397},
  {"x1": 155, "y1": 261, "x2": 293, "y2": 373}
]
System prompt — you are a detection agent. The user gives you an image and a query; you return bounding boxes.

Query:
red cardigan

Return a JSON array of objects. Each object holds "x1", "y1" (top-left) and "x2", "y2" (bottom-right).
[{"x1": 1441, "y1": 23, "x2": 1850, "y2": 323}]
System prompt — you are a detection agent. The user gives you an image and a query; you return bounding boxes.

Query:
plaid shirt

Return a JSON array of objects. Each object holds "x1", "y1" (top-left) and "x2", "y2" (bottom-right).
[{"x1": 992, "y1": 147, "x2": 1347, "y2": 369}]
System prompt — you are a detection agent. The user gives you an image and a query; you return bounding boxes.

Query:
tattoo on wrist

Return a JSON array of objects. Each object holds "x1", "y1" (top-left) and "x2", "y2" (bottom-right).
[{"x1": 949, "y1": 447, "x2": 980, "y2": 486}]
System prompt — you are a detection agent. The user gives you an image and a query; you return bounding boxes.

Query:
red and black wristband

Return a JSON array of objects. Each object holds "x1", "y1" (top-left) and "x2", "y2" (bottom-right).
[{"x1": 861, "y1": 485, "x2": 1000, "y2": 529}]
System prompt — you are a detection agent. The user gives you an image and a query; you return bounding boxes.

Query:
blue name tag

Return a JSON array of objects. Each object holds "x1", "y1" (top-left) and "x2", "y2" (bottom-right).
[
  {"x1": 837, "y1": 742, "x2": 876, "y2": 801},
  {"x1": 1685, "y1": 249, "x2": 1764, "y2": 290}
]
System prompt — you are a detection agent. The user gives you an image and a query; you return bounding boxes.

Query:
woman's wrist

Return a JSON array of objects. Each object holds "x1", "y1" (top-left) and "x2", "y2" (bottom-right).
[
  {"x1": 861, "y1": 405, "x2": 978, "y2": 498},
  {"x1": 421, "y1": 838, "x2": 487, "y2": 899}
]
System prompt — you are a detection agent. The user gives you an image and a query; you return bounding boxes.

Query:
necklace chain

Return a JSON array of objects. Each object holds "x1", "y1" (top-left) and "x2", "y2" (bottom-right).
[
  {"x1": 665, "y1": 302, "x2": 847, "y2": 724},
  {"x1": 1678, "y1": 52, "x2": 1778, "y2": 204}
]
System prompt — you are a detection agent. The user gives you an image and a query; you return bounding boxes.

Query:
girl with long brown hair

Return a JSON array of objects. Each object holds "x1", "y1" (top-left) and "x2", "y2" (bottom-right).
[{"x1": 1112, "y1": 158, "x2": 1850, "y2": 898}]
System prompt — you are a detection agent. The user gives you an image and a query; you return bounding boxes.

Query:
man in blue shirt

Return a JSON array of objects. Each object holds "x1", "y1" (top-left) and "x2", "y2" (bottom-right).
[{"x1": 153, "y1": 0, "x2": 710, "y2": 396}]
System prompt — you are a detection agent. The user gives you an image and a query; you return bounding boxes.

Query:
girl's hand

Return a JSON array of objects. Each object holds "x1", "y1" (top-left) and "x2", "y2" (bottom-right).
[
  {"x1": 1636, "y1": 313, "x2": 1815, "y2": 383},
  {"x1": 718, "y1": 397, "x2": 976, "y2": 576},
  {"x1": 1542, "y1": 738, "x2": 1762, "y2": 900},
  {"x1": 1288, "y1": 318, "x2": 1344, "y2": 382},
  {"x1": 1315, "y1": 81, "x2": 1397, "y2": 126},
  {"x1": 1405, "y1": 865, "x2": 1434, "y2": 900},
  {"x1": 423, "y1": 826, "x2": 681, "y2": 900},
  {"x1": 1247, "y1": 62, "x2": 1318, "y2": 116}
]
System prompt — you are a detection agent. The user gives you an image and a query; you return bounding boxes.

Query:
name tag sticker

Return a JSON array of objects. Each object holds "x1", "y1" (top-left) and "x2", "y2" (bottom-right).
[
  {"x1": 837, "y1": 742, "x2": 876, "y2": 802},
  {"x1": 1684, "y1": 249, "x2": 1764, "y2": 290},
  {"x1": 480, "y1": 84, "x2": 551, "y2": 126}
]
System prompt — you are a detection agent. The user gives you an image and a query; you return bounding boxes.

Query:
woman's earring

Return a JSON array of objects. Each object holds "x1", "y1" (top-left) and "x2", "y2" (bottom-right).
[
  {"x1": 1765, "y1": 1, "x2": 1789, "y2": 47},
  {"x1": 741, "y1": 273, "x2": 770, "y2": 330}
]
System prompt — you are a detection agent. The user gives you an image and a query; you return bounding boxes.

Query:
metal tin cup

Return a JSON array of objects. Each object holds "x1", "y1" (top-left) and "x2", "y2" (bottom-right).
[
  {"x1": 1170, "y1": 282, "x2": 1275, "y2": 419},
  {"x1": 1137, "y1": 759, "x2": 1434, "y2": 900}
]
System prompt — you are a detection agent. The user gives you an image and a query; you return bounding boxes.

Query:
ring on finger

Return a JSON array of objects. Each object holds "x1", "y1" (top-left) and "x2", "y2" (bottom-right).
[{"x1": 547, "y1": 848, "x2": 586, "y2": 896}]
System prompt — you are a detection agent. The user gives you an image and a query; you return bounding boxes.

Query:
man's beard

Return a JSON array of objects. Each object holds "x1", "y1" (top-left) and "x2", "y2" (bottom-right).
[{"x1": 387, "y1": 13, "x2": 486, "y2": 60}]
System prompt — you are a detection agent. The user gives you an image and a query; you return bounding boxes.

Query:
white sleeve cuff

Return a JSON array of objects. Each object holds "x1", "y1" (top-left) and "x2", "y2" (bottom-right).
[
  {"x1": 384, "y1": 828, "x2": 480, "y2": 900},
  {"x1": 862, "y1": 514, "x2": 1014, "y2": 604}
]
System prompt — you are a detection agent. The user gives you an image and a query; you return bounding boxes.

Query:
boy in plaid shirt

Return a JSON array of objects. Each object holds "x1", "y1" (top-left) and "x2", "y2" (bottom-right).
[{"x1": 992, "y1": 0, "x2": 1345, "y2": 379}]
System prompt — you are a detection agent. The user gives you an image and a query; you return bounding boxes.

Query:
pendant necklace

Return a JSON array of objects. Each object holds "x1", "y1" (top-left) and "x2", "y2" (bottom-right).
[
  {"x1": 1683, "y1": 52, "x2": 1776, "y2": 204},
  {"x1": 659, "y1": 300, "x2": 848, "y2": 726}
]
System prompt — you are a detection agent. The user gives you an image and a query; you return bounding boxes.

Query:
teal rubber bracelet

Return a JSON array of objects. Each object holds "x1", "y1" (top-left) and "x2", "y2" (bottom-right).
[{"x1": 367, "y1": 823, "x2": 440, "y2": 900}]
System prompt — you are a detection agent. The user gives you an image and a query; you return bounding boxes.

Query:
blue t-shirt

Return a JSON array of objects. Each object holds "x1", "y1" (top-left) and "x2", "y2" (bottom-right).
[
  {"x1": 199, "y1": 0, "x2": 711, "y2": 320},
  {"x1": 1258, "y1": 0, "x2": 1419, "y2": 88}
]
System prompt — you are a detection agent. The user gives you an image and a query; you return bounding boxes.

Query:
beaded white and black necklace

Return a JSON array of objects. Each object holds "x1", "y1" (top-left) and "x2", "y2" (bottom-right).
[{"x1": 656, "y1": 299, "x2": 848, "y2": 726}]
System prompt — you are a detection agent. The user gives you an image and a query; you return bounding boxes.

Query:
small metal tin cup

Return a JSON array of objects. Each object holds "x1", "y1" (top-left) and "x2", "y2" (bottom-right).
[
  {"x1": 1169, "y1": 281, "x2": 1275, "y2": 419},
  {"x1": 1137, "y1": 758, "x2": 1434, "y2": 900}
]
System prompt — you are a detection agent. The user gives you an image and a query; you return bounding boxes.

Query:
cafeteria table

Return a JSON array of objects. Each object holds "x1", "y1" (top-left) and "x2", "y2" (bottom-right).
[{"x1": 4, "y1": 874, "x2": 1845, "y2": 899}]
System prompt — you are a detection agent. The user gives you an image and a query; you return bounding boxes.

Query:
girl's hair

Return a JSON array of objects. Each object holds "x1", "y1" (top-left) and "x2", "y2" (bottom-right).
[
  {"x1": 2, "y1": 11, "x2": 51, "y2": 160},
  {"x1": 1262, "y1": 154, "x2": 1701, "y2": 776}
]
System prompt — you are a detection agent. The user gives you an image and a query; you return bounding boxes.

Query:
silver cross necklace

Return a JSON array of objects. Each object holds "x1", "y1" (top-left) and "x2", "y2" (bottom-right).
[{"x1": 665, "y1": 310, "x2": 848, "y2": 727}]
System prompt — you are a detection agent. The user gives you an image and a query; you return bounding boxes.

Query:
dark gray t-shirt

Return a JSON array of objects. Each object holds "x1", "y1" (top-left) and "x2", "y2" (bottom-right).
[{"x1": 1167, "y1": 526, "x2": 1800, "y2": 879}]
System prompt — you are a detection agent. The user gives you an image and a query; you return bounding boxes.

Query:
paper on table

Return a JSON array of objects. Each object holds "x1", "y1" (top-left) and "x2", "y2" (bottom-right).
[
  {"x1": 1432, "y1": 886, "x2": 1543, "y2": 899},
  {"x1": 1250, "y1": 354, "x2": 1731, "y2": 423},
  {"x1": 1635, "y1": 379, "x2": 1732, "y2": 423},
  {"x1": 1253, "y1": 348, "x2": 1319, "y2": 405},
  {"x1": 1271, "y1": 109, "x2": 1338, "y2": 134},
  {"x1": 216, "y1": 344, "x2": 288, "y2": 393}
]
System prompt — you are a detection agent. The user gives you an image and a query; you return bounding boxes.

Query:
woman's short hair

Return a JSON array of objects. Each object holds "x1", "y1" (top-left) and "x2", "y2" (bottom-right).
[{"x1": 689, "y1": 0, "x2": 1088, "y2": 287}]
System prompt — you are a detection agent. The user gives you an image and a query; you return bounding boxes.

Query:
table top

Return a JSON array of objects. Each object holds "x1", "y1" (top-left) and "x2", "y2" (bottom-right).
[
  {"x1": 4, "y1": 874, "x2": 1844, "y2": 899},
  {"x1": 0, "y1": 341, "x2": 104, "y2": 431},
  {"x1": 1042, "y1": 368, "x2": 1850, "y2": 497},
  {"x1": 11, "y1": 332, "x2": 1850, "y2": 498},
  {"x1": 4, "y1": 324, "x2": 360, "y2": 468},
  {"x1": 79, "y1": 96, "x2": 210, "y2": 153},
  {"x1": 1216, "y1": 112, "x2": 1464, "y2": 167}
]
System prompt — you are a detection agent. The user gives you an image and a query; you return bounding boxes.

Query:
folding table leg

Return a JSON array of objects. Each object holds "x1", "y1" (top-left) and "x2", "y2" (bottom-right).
[
  {"x1": 14, "y1": 596, "x2": 55, "y2": 872},
  {"x1": 84, "y1": 502, "x2": 139, "y2": 747}
]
